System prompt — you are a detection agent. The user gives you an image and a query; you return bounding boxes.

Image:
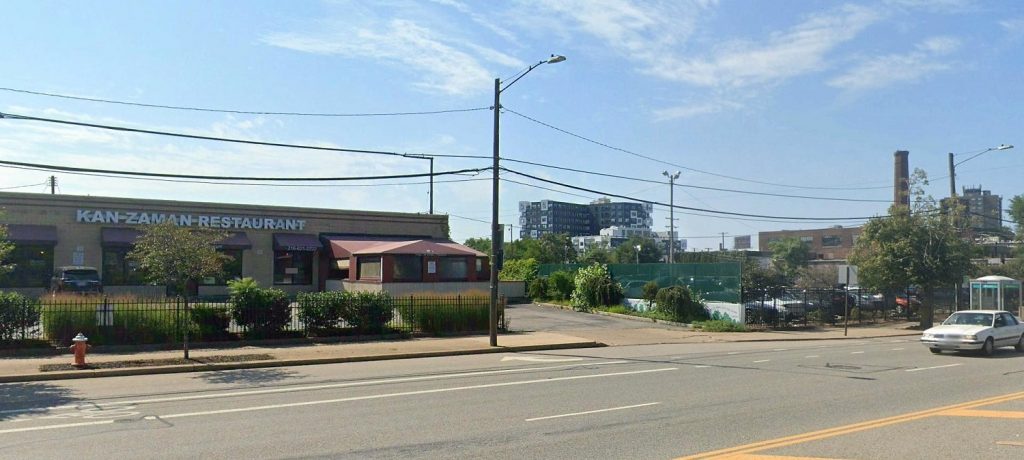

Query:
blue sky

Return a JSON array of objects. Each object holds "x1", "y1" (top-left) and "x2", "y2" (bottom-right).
[{"x1": 0, "y1": 0, "x2": 1021, "y2": 250}]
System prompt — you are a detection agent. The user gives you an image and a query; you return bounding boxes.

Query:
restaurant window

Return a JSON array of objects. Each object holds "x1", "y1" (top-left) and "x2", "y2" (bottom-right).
[
  {"x1": 201, "y1": 249, "x2": 243, "y2": 285},
  {"x1": 439, "y1": 257, "x2": 468, "y2": 280},
  {"x1": 328, "y1": 258, "x2": 350, "y2": 280},
  {"x1": 357, "y1": 257, "x2": 382, "y2": 280},
  {"x1": 2, "y1": 244, "x2": 54, "y2": 287},
  {"x1": 393, "y1": 255, "x2": 423, "y2": 281},
  {"x1": 273, "y1": 250, "x2": 313, "y2": 285},
  {"x1": 102, "y1": 247, "x2": 146, "y2": 285}
]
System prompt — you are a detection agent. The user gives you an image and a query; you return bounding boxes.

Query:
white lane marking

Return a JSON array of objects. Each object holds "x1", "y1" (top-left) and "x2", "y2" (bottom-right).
[
  {"x1": 501, "y1": 356, "x2": 584, "y2": 362},
  {"x1": 851, "y1": 351, "x2": 865, "y2": 354},
  {"x1": 694, "y1": 365, "x2": 710, "y2": 368},
  {"x1": 907, "y1": 363, "x2": 963, "y2": 372},
  {"x1": 753, "y1": 360, "x2": 770, "y2": 363},
  {"x1": 805, "y1": 355, "x2": 819, "y2": 358},
  {"x1": 525, "y1": 402, "x2": 660, "y2": 422},
  {"x1": 892, "y1": 348, "x2": 905, "y2": 351},
  {"x1": 773, "y1": 349, "x2": 788, "y2": 352},
  {"x1": 1, "y1": 367, "x2": 678, "y2": 434},
  {"x1": 0, "y1": 360, "x2": 630, "y2": 416},
  {"x1": 727, "y1": 352, "x2": 740, "y2": 355},
  {"x1": 0, "y1": 420, "x2": 114, "y2": 435},
  {"x1": 156, "y1": 367, "x2": 679, "y2": 420}
]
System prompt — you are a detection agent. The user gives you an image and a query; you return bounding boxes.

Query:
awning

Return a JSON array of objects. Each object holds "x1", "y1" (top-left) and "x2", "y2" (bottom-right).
[
  {"x1": 4, "y1": 224, "x2": 58, "y2": 245},
  {"x1": 101, "y1": 227, "x2": 142, "y2": 247},
  {"x1": 273, "y1": 233, "x2": 322, "y2": 252},
  {"x1": 354, "y1": 239, "x2": 486, "y2": 256},
  {"x1": 216, "y1": 232, "x2": 252, "y2": 249}
]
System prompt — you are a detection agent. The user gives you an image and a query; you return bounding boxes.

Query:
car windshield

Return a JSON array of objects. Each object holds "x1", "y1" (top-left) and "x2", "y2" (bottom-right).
[
  {"x1": 63, "y1": 270, "x2": 99, "y2": 281},
  {"x1": 943, "y1": 313, "x2": 993, "y2": 326}
]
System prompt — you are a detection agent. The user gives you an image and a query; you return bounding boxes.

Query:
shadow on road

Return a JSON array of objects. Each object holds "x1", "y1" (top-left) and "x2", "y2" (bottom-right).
[
  {"x1": 0, "y1": 382, "x2": 81, "y2": 421},
  {"x1": 192, "y1": 368, "x2": 305, "y2": 386}
]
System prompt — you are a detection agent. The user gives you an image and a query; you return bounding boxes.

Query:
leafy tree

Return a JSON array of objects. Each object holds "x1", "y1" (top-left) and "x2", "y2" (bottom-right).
[
  {"x1": 741, "y1": 259, "x2": 786, "y2": 302},
  {"x1": 579, "y1": 246, "x2": 612, "y2": 265},
  {"x1": 768, "y1": 237, "x2": 810, "y2": 282},
  {"x1": 611, "y1": 236, "x2": 662, "y2": 264},
  {"x1": 504, "y1": 238, "x2": 543, "y2": 261},
  {"x1": 1008, "y1": 195, "x2": 1024, "y2": 240},
  {"x1": 0, "y1": 218, "x2": 14, "y2": 277},
  {"x1": 128, "y1": 221, "x2": 230, "y2": 295},
  {"x1": 498, "y1": 258, "x2": 539, "y2": 282},
  {"x1": 569, "y1": 263, "x2": 623, "y2": 311},
  {"x1": 850, "y1": 197, "x2": 975, "y2": 329},
  {"x1": 462, "y1": 237, "x2": 492, "y2": 256},
  {"x1": 538, "y1": 233, "x2": 577, "y2": 264},
  {"x1": 796, "y1": 266, "x2": 837, "y2": 289},
  {"x1": 546, "y1": 271, "x2": 575, "y2": 300}
]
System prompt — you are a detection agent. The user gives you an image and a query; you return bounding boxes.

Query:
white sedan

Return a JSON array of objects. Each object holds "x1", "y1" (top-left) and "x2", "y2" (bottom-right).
[{"x1": 920, "y1": 310, "x2": 1024, "y2": 356}]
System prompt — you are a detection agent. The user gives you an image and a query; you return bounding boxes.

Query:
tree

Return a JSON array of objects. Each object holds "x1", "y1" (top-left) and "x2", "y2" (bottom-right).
[
  {"x1": 795, "y1": 266, "x2": 837, "y2": 289},
  {"x1": 128, "y1": 221, "x2": 230, "y2": 358},
  {"x1": 579, "y1": 246, "x2": 612, "y2": 265},
  {"x1": 768, "y1": 237, "x2": 810, "y2": 282},
  {"x1": 611, "y1": 236, "x2": 661, "y2": 264},
  {"x1": 462, "y1": 237, "x2": 491, "y2": 256},
  {"x1": 0, "y1": 220, "x2": 13, "y2": 277},
  {"x1": 504, "y1": 238, "x2": 542, "y2": 261},
  {"x1": 538, "y1": 233, "x2": 577, "y2": 264},
  {"x1": 741, "y1": 259, "x2": 786, "y2": 302},
  {"x1": 1008, "y1": 195, "x2": 1024, "y2": 240},
  {"x1": 850, "y1": 197, "x2": 975, "y2": 329},
  {"x1": 129, "y1": 221, "x2": 230, "y2": 294}
]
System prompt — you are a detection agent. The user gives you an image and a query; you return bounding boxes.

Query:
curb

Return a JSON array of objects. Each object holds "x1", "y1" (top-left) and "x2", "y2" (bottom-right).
[{"x1": 0, "y1": 340, "x2": 604, "y2": 383}]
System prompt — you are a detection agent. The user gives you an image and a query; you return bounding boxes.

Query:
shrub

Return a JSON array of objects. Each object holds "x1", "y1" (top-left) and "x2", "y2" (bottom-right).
[
  {"x1": 546, "y1": 271, "x2": 574, "y2": 300},
  {"x1": 341, "y1": 292, "x2": 394, "y2": 334},
  {"x1": 697, "y1": 319, "x2": 747, "y2": 332},
  {"x1": 569, "y1": 263, "x2": 623, "y2": 311},
  {"x1": 190, "y1": 303, "x2": 231, "y2": 341},
  {"x1": 297, "y1": 291, "x2": 346, "y2": 333},
  {"x1": 642, "y1": 281, "x2": 660, "y2": 309},
  {"x1": 227, "y1": 278, "x2": 291, "y2": 338},
  {"x1": 113, "y1": 301, "x2": 181, "y2": 344},
  {"x1": 0, "y1": 292, "x2": 40, "y2": 341},
  {"x1": 499, "y1": 258, "x2": 539, "y2": 283},
  {"x1": 655, "y1": 285, "x2": 708, "y2": 323},
  {"x1": 527, "y1": 277, "x2": 549, "y2": 300},
  {"x1": 397, "y1": 295, "x2": 496, "y2": 335}
]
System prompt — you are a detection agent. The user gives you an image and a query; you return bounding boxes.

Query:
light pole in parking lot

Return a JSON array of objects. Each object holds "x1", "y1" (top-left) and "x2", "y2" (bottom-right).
[
  {"x1": 635, "y1": 244, "x2": 641, "y2": 265},
  {"x1": 490, "y1": 54, "x2": 566, "y2": 347},
  {"x1": 662, "y1": 171, "x2": 680, "y2": 264}
]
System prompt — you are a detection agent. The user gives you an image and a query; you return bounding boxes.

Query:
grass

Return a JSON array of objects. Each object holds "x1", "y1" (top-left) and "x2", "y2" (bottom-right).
[{"x1": 694, "y1": 319, "x2": 748, "y2": 332}]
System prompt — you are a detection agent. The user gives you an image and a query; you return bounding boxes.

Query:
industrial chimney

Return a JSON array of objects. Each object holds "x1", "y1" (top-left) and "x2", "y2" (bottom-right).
[{"x1": 893, "y1": 150, "x2": 909, "y2": 207}]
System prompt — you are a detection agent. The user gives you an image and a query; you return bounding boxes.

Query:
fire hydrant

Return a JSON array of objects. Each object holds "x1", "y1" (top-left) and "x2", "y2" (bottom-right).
[{"x1": 70, "y1": 333, "x2": 90, "y2": 368}]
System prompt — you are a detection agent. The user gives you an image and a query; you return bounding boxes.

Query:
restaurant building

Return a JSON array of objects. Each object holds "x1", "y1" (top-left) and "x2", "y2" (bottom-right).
[{"x1": 0, "y1": 192, "x2": 490, "y2": 298}]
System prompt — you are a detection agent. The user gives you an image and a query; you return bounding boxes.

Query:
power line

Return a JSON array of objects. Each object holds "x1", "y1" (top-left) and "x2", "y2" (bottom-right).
[
  {"x1": 0, "y1": 111, "x2": 489, "y2": 160},
  {"x1": 501, "y1": 157, "x2": 891, "y2": 203},
  {"x1": 0, "y1": 158, "x2": 488, "y2": 182},
  {"x1": 0, "y1": 87, "x2": 490, "y2": 117},
  {"x1": 501, "y1": 167, "x2": 880, "y2": 222},
  {"x1": 0, "y1": 181, "x2": 48, "y2": 190},
  {"x1": 503, "y1": 107, "x2": 892, "y2": 191}
]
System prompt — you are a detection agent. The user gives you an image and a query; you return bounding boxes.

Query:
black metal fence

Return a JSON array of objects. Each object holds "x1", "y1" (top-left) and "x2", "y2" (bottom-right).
[
  {"x1": 0, "y1": 294, "x2": 506, "y2": 346},
  {"x1": 743, "y1": 287, "x2": 963, "y2": 328}
]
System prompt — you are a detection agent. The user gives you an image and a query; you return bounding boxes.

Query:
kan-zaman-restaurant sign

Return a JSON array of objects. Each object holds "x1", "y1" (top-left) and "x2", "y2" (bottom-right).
[{"x1": 76, "y1": 209, "x2": 307, "y2": 231}]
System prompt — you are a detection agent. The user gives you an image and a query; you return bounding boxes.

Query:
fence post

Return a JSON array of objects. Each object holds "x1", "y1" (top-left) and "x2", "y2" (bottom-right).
[{"x1": 181, "y1": 296, "x2": 190, "y2": 360}]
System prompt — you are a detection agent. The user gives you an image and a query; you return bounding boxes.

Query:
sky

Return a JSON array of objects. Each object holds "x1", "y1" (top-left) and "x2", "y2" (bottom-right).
[{"x1": 0, "y1": 0, "x2": 1021, "y2": 251}]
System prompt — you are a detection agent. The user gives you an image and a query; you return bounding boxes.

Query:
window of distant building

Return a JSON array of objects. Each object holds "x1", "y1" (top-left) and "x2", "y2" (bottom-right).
[
  {"x1": 2, "y1": 244, "x2": 53, "y2": 288},
  {"x1": 799, "y1": 236, "x2": 813, "y2": 243},
  {"x1": 392, "y1": 255, "x2": 423, "y2": 282},
  {"x1": 357, "y1": 257, "x2": 382, "y2": 280},
  {"x1": 274, "y1": 250, "x2": 313, "y2": 285},
  {"x1": 822, "y1": 235, "x2": 842, "y2": 247},
  {"x1": 201, "y1": 249, "x2": 243, "y2": 285},
  {"x1": 102, "y1": 247, "x2": 146, "y2": 286}
]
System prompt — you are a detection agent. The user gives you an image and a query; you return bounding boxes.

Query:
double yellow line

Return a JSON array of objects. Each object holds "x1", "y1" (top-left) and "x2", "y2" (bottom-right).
[{"x1": 679, "y1": 390, "x2": 1024, "y2": 459}]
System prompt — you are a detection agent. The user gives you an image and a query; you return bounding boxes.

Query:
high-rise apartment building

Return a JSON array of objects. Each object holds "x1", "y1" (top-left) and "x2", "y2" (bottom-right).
[
  {"x1": 518, "y1": 198, "x2": 653, "y2": 239},
  {"x1": 960, "y1": 186, "x2": 1002, "y2": 231}
]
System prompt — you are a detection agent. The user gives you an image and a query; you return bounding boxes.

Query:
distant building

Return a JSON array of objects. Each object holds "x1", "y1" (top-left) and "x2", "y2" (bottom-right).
[
  {"x1": 518, "y1": 198, "x2": 652, "y2": 240},
  {"x1": 571, "y1": 226, "x2": 685, "y2": 258},
  {"x1": 956, "y1": 186, "x2": 1002, "y2": 232},
  {"x1": 759, "y1": 226, "x2": 862, "y2": 261}
]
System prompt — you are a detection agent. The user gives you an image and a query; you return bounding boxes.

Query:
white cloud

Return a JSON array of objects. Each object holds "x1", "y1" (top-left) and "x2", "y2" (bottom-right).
[
  {"x1": 828, "y1": 36, "x2": 961, "y2": 91},
  {"x1": 652, "y1": 99, "x2": 742, "y2": 121},
  {"x1": 264, "y1": 14, "x2": 521, "y2": 96},
  {"x1": 1001, "y1": 18, "x2": 1024, "y2": 39}
]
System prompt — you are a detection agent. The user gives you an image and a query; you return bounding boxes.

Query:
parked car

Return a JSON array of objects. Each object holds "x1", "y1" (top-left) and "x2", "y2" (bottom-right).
[
  {"x1": 50, "y1": 266, "x2": 103, "y2": 294},
  {"x1": 745, "y1": 292, "x2": 818, "y2": 322},
  {"x1": 920, "y1": 310, "x2": 1024, "y2": 356},
  {"x1": 894, "y1": 295, "x2": 922, "y2": 315}
]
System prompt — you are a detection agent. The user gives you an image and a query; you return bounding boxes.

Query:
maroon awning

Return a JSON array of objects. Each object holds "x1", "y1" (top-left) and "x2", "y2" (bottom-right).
[
  {"x1": 4, "y1": 224, "x2": 58, "y2": 245},
  {"x1": 216, "y1": 232, "x2": 252, "y2": 249},
  {"x1": 101, "y1": 227, "x2": 142, "y2": 246},
  {"x1": 273, "y1": 233, "x2": 321, "y2": 252}
]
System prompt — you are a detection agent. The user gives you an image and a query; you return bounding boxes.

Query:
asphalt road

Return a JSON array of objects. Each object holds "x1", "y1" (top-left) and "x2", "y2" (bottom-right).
[{"x1": 4, "y1": 333, "x2": 1024, "y2": 459}]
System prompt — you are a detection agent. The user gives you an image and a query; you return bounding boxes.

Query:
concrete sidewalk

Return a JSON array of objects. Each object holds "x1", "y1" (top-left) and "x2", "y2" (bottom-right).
[{"x1": 0, "y1": 321, "x2": 921, "y2": 383}]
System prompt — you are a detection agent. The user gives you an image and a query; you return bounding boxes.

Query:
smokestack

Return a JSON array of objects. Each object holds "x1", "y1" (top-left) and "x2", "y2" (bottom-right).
[{"x1": 893, "y1": 150, "x2": 909, "y2": 207}]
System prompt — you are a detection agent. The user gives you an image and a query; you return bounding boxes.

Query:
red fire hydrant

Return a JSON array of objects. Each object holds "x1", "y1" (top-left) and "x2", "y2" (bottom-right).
[{"x1": 70, "y1": 333, "x2": 90, "y2": 368}]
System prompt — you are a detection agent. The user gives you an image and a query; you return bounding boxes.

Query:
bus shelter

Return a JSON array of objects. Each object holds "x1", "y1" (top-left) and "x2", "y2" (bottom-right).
[{"x1": 970, "y1": 275, "x2": 1023, "y2": 315}]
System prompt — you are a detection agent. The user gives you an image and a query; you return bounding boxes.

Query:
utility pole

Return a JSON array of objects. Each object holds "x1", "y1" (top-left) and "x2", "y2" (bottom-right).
[
  {"x1": 662, "y1": 171, "x2": 680, "y2": 263},
  {"x1": 720, "y1": 232, "x2": 726, "y2": 251},
  {"x1": 48, "y1": 175, "x2": 57, "y2": 194}
]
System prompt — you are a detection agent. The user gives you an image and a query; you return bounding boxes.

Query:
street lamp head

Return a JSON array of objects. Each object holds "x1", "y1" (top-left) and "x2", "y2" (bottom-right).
[
  {"x1": 995, "y1": 144, "x2": 1014, "y2": 151},
  {"x1": 547, "y1": 54, "x2": 567, "y2": 64}
]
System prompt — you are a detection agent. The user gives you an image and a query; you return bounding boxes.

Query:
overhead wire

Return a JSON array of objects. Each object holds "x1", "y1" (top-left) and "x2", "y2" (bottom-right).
[
  {"x1": 0, "y1": 87, "x2": 490, "y2": 117},
  {"x1": 502, "y1": 107, "x2": 893, "y2": 191},
  {"x1": 0, "y1": 181, "x2": 48, "y2": 190}
]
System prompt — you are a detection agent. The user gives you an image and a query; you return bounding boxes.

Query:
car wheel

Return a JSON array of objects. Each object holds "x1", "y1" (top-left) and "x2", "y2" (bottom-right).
[
  {"x1": 1015, "y1": 335, "x2": 1024, "y2": 352},
  {"x1": 981, "y1": 337, "x2": 995, "y2": 357},
  {"x1": 929, "y1": 348, "x2": 941, "y2": 354}
]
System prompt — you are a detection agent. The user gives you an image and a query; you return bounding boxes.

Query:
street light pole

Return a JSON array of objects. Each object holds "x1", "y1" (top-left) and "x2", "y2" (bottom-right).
[
  {"x1": 490, "y1": 55, "x2": 566, "y2": 347},
  {"x1": 635, "y1": 244, "x2": 641, "y2": 265},
  {"x1": 662, "y1": 171, "x2": 680, "y2": 264}
]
